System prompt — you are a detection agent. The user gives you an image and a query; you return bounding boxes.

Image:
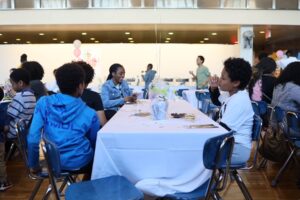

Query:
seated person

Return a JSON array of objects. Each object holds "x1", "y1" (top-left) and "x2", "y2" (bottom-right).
[
  {"x1": 209, "y1": 57, "x2": 254, "y2": 165},
  {"x1": 0, "y1": 87, "x2": 12, "y2": 191},
  {"x1": 101, "y1": 63, "x2": 137, "y2": 120},
  {"x1": 76, "y1": 61, "x2": 107, "y2": 126},
  {"x1": 27, "y1": 63, "x2": 100, "y2": 177},
  {"x1": 21, "y1": 61, "x2": 48, "y2": 100},
  {"x1": 272, "y1": 62, "x2": 300, "y2": 114},
  {"x1": 7, "y1": 68, "x2": 36, "y2": 139}
]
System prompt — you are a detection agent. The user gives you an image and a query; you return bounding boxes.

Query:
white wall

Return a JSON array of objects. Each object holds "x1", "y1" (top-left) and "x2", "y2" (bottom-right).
[{"x1": 0, "y1": 43, "x2": 239, "y2": 87}]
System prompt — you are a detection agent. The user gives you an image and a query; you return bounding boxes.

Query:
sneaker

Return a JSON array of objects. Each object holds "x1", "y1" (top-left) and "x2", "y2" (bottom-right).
[{"x1": 0, "y1": 181, "x2": 13, "y2": 191}]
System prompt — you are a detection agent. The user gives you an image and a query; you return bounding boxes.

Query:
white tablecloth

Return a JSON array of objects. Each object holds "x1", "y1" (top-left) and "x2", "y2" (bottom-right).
[
  {"x1": 182, "y1": 89, "x2": 209, "y2": 109},
  {"x1": 91, "y1": 99, "x2": 227, "y2": 196}
]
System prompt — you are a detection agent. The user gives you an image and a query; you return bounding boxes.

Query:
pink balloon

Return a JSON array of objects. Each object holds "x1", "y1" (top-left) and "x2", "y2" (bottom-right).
[
  {"x1": 74, "y1": 48, "x2": 81, "y2": 58},
  {"x1": 276, "y1": 50, "x2": 284, "y2": 59}
]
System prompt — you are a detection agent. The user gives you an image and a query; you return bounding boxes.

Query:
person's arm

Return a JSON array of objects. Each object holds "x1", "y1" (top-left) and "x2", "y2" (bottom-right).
[
  {"x1": 86, "y1": 113, "x2": 100, "y2": 149},
  {"x1": 101, "y1": 84, "x2": 125, "y2": 109},
  {"x1": 7, "y1": 97, "x2": 22, "y2": 120},
  {"x1": 27, "y1": 100, "x2": 44, "y2": 171},
  {"x1": 95, "y1": 94, "x2": 107, "y2": 126},
  {"x1": 209, "y1": 87, "x2": 222, "y2": 106},
  {"x1": 97, "y1": 111, "x2": 107, "y2": 127}
]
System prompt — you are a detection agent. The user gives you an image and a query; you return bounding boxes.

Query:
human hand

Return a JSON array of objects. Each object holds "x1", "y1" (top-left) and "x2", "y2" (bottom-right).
[{"x1": 209, "y1": 75, "x2": 220, "y2": 89}]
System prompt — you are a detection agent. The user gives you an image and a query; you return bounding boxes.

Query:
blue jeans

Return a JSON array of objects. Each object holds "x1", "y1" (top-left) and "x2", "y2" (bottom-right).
[{"x1": 231, "y1": 143, "x2": 251, "y2": 165}]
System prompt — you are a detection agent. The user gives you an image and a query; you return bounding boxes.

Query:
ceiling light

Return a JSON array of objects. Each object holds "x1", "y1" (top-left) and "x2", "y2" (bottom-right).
[
  {"x1": 26, "y1": 41, "x2": 31, "y2": 44},
  {"x1": 3, "y1": 41, "x2": 8, "y2": 44},
  {"x1": 130, "y1": 41, "x2": 134, "y2": 43},
  {"x1": 166, "y1": 38, "x2": 171, "y2": 40},
  {"x1": 39, "y1": 33, "x2": 45, "y2": 36},
  {"x1": 125, "y1": 32, "x2": 130, "y2": 35},
  {"x1": 16, "y1": 38, "x2": 21, "y2": 41},
  {"x1": 90, "y1": 38, "x2": 95, "y2": 41},
  {"x1": 128, "y1": 38, "x2": 133, "y2": 40},
  {"x1": 95, "y1": 41, "x2": 99, "y2": 43},
  {"x1": 60, "y1": 41, "x2": 64, "y2": 43},
  {"x1": 200, "y1": 41, "x2": 204, "y2": 43},
  {"x1": 168, "y1": 32, "x2": 174, "y2": 35},
  {"x1": 204, "y1": 38, "x2": 209, "y2": 41},
  {"x1": 81, "y1": 32, "x2": 87, "y2": 35},
  {"x1": 211, "y1": 32, "x2": 217, "y2": 36},
  {"x1": 0, "y1": 33, "x2": 2, "y2": 36},
  {"x1": 165, "y1": 41, "x2": 170, "y2": 43},
  {"x1": 259, "y1": 31, "x2": 265, "y2": 34},
  {"x1": 52, "y1": 38, "x2": 58, "y2": 41}
]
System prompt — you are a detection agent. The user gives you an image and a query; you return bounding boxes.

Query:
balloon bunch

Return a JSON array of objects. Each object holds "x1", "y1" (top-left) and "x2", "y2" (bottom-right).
[{"x1": 73, "y1": 39, "x2": 82, "y2": 61}]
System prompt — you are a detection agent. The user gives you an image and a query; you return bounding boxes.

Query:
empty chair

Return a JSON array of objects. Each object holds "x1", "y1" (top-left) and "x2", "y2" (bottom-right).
[
  {"x1": 164, "y1": 132, "x2": 235, "y2": 200},
  {"x1": 271, "y1": 111, "x2": 300, "y2": 187},
  {"x1": 176, "y1": 89, "x2": 189, "y2": 97},
  {"x1": 65, "y1": 176, "x2": 144, "y2": 200},
  {"x1": 163, "y1": 78, "x2": 174, "y2": 83},
  {"x1": 175, "y1": 78, "x2": 189, "y2": 85},
  {"x1": 125, "y1": 78, "x2": 136, "y2": 85}
]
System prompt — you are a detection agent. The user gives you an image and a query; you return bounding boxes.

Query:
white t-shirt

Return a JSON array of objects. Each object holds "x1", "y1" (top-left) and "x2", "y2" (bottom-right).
[{"x1": 218, "y1": 90, "x2": 254, "y2": 149}]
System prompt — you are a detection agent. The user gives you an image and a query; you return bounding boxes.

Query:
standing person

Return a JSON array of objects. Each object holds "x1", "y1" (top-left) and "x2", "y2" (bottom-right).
[
  {"x1": 20, "y1": 54, "x2": 27, "y2": 64},
  {"x1": 189, "y1": 55, "x2": 211, "y2": 89},
  {"x1": 142, "y1": 63, "x2": 156, "y2": 99},
  {"x1": 21, "y1": 61, "x2": 48, "y2": 100},
  {"x1": 101, "y1": 64, "x2": 137, "y2": 120},
  {"x1": 76, "y1": 61, "x2": 107, "y2": 127},
  {"x1": 27, "y1": 63, "x2": 100, "y2": 179}
]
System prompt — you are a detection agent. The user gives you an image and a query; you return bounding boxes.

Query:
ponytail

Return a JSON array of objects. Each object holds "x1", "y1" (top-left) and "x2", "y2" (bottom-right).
[{"x1": 107, "y1": 63, "x2": 123, "y2": 81}]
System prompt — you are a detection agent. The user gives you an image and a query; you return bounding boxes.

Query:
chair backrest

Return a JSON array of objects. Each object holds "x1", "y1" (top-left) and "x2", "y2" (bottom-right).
[
  {"x1": 163, "y1": 78, "x2": 174, "y2": 82},
  {"x1": 15, "y1": 119, "x2": 29, "y2": 167},
  {"x1": 195, "y1": 91, "x2": 210, "y2": 101},
  {"x1": 176, "y1": 89, "x2": 188, "y2": 97},
  {"x1": 286, "y1": 112, "x2": 300, "y2": 140},
  {"x1": 42, "y1": 136, "x2": 62, "y2": 179},
  {"x1": 201, "y1": 99, "x2": 210, "y2": 114},
  {"x1": 125, "y1": 78, "x2": 136, "y2": 83},
  {"x1": 252, "y1": 114, "x2": 263, "y2": 141},
  {"x1": 268, "y1": 106, "x2": 285, "y2": 129},
  {"x1": 203, "y1": 131, "x2": 235, "y2": 170},
  {"x1": 251, "y1": 101, "x2": 259, "y2": 116}
]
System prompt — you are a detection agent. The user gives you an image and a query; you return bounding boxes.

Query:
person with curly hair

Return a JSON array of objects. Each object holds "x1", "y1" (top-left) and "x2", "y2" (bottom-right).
[
  {"x1": 21, "y1": 61, "x2": 48, "y2": 100},
  {"x1": 209, "y1": 57, "x2": 254, "y2": 165}
]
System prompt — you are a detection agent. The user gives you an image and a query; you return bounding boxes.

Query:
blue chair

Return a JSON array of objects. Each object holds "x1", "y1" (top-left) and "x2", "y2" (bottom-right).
[
  {"x1": 271, "y1": 111, "x2": 300, "y2": 187},
  {"x1": 164, "y1": 132, "x2": 235, "y2": 200},
  {"x1": 251, "y1": 101, "x2": 260, "y2": 116},
  {"x1": 176, "y1": 89, "x2": 189, "y2": 97},
  {"x1": 42, "y1": 137, "x2": 144, "y2": 200},
  {"x1": 15, "y1": 119, "x2": 49, "y2": 200},
  {"x1": 66, "y1": 176, "x2": 144, "y2": 200},
  {"x1": 195, "y1": 91, "x2": 210, "y2": 110}
]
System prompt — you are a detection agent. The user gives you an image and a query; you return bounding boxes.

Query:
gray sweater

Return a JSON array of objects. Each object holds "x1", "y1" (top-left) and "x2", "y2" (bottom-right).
[{"x1": 271, "y1": 82, "x2": 300, "y2": 112}]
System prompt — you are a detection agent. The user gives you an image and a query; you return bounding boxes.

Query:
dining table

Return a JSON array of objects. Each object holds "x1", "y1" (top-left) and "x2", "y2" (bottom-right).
[{"x1": 91, "y1": 99, "x2": 227, "y2": 196}]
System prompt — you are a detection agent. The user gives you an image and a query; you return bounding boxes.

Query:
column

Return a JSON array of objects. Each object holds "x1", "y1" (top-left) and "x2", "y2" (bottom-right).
[{"x1": 238, "y1": 25, "x2": 254, "y2": 66}]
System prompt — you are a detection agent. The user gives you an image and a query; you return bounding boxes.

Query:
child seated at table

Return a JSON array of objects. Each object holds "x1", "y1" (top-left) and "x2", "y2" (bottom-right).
[
  {"x1": 209, "y1": 57, "x2": 254, "y2": 165},
  {"x1": 27, "y1": 63, "x2": 100, "y2": 178}
]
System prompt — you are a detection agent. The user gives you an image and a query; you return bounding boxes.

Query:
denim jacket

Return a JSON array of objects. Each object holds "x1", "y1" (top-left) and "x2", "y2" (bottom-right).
[{"x1": 101, "y1": 79, "x2": 132, "y2": 111}]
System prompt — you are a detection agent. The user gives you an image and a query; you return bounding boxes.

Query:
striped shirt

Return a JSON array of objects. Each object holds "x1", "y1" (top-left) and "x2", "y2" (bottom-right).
[{"x1": 7, "y1": 89, "x2": 36, "y2": 138}]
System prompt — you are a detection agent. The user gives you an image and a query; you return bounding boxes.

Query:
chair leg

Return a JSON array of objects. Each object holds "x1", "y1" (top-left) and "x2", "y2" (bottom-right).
[
  {"x1": 42, "y1": 185, "x2": 52, "y2": 200},
  {"x1": 231, "y1": 170, "x2": 253, "y2": 200},
  {"x1": 58, "y1": 177, "x2": 68, "y2": 194},
  {"x1": 271, "y1": 149, "x2": 296, "y2": 187},
  {"x1": 29, "y1": 179, "x2": 43, "y2": 200},
  {"x1": 212, "y1": 191, "x2": 223, "y2": 200},
  {"x1": 5, "y1": 142, "x2": 16, "y2": 161}
]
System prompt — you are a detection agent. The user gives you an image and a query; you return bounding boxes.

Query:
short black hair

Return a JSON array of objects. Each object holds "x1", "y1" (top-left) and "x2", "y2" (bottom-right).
[
  {"x1": 55, "y1": 63, "x2": 85, "y2": 95},
  {"x1": 10, "y1": 68, "x2": 31, "y2": 85},
  {"x1": 75, "y1": 61, "x2": 94, "y2": 85},
  {"x1": 0, "y1": 87, "x2": 4, "y2": 101},
  {"x1": 147, "y1": 63, "x2": 153, "y2": 69},
  {"x1": 20, "y1": 54, "x2": 27, "y2": 63},
  {"x1": 258, "y1": 52, "x2": 268, "y2": 61},
  {"x1": 21, "y1": 61, "x2": 44, "y2": 80},
  {"x1": 256, "y1": 57, "x2": 276, "y2": 74},
  {"x1": 286, "y1": 50, "x2": 296, "y2": 57},
  {"x1": 276, "y1": 62, "x2": 300, "y2": 86},
  {"x1": 198, "y1": 55, "x2": 205, "y2": 63},
  {"x1": 223, "y1": 57, "x2": 252, "y2": 90}
]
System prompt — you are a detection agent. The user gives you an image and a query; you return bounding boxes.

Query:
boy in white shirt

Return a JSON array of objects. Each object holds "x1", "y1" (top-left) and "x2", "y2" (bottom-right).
[{"x1": 209, "y1": 57, "x2": 254, "y2": 165}]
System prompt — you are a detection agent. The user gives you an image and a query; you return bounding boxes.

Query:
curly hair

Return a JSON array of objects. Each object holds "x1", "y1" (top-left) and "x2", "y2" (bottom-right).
[
  {"x1": 276, "y1": 62, "x2": 300, "y2": 86},
  {"x1": 21, "y1": 61, "x2": 44, "y2": 81},
  {"x1": 224, "y1": 57, "x2": 252, "y2": 90},
  {"x1": 75, "y1": 61, "x2": 94, "y2": 85},
  {"x1": 10, "y1": 68, "x2": 31, "y2": 85},
  {"x1": 55, "y1": 63, "x2": 85, "y2": 95}
]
